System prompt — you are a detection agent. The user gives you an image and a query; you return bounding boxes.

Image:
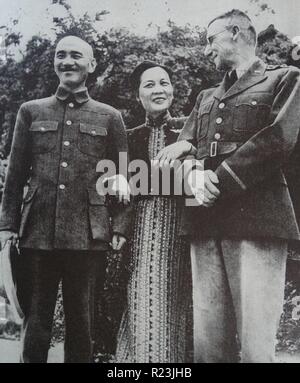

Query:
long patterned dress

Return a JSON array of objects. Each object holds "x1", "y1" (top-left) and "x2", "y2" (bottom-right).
[{"x1": 115, "y1": 112, "x2": 192, "y2": 363}]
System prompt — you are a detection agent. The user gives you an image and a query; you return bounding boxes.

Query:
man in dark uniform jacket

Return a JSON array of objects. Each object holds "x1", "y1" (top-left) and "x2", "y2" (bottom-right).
[
  {"x1": 0, "y1": 36, "x2": 131, "y2": 363},
  {"x1": 156, "y1": 10, "x2": 300, "y2": 362}
]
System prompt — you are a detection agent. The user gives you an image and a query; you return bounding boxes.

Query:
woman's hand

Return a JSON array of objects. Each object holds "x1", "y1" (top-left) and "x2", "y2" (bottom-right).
[
  {"x1": 155, "y1": 141, "x2": 196, "y2": 167},
  {"x1": 111, "y1": 233, "x2": 127, "y2": 252},
  {"x1": 187, "y1": 169, "x2": 220, "y2": 207}
]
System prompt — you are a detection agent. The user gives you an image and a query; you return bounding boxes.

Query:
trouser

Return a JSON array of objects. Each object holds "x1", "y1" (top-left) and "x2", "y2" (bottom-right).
[
  {"x1": 17, "y1": 248, "x2": 107, "y2": 363},
  {"x1": 191, "y1": 238, "x2": 287, "y2": 363}
]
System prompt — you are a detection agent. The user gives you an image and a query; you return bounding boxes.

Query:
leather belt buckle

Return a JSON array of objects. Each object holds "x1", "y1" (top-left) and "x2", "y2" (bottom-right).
[{"x1": 210, "y1": 141, "x2": 217, "y2": 157}]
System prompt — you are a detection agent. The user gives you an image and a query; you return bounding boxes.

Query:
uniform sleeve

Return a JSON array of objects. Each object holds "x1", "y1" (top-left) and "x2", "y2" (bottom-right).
[
  {"x1": 176, "y1": 93, "x2": 205, "y2": 183},
  {"x1": 215, "y1": 68, "x2": 300, "y2": 199},
  {"x1": 107, "y1": 111, "x2": 128, "y2": 175},
  {"x1": 177, "y1": 92, "x2": 203, "y2": 145},
  {"x1": 0, "y1": 104, "x2": 32, "y2": 232},
  {"x1": 108, "y1": 111, "x2": 133, "y2": 239}
]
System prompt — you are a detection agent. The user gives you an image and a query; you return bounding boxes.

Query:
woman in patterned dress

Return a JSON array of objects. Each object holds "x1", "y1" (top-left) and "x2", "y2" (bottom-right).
[{"x1": 115, "y1": 61, "x2": 192, "y2": 363}]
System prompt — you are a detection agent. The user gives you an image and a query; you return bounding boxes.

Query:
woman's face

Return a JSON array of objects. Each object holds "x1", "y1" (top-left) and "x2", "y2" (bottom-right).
[{"x1": 138, "y1": 67, "x2": 174, "y2": 118}]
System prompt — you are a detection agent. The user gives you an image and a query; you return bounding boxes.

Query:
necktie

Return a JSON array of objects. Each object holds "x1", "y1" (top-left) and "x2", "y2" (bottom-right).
[{"x1": 225, "y1": 70, "x2": 238, "y2": 92}]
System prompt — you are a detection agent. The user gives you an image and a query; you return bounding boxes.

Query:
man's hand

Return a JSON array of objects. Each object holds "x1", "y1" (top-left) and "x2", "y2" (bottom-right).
[
  {"x1": 111, "y1": 233, "x2": 127, "y2": 252},
  {"x1": 188, "y1": 169, "x2": 220, "y2": 207},
  {"x1": 0, "y1": 231, "x2": 18, "y2": 250},
  {"x1": 102, "y1": 174, "x2": 130, "y2": 205},
  {"x1": 155, "y1": 141, "x2": 196, "y2": 167}
]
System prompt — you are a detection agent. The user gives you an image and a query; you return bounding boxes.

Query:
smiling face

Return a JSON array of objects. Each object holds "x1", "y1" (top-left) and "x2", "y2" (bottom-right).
[
  {"x1": 205, "y1": 19, "x2": 236, "y2": 72},
  {"x1": 54, "y1": 36, "x2": 96, "y2": 91},
  {"x1": 138, "y1": 66, "x2": 174, "y2": 118}
]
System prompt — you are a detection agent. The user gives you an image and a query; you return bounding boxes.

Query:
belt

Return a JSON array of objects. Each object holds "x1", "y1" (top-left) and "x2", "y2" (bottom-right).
[{"x1": 208, "y1": 141, "x2": 240, "y2": 157}]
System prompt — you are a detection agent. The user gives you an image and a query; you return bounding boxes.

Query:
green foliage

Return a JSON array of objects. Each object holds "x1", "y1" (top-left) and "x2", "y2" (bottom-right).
[
  {"x1": 250, "y1": 0, "x2": 276, "y2": 16},
  {"x1": 0, "y1": 1, "x2": 297, "y2": 161},
  {"x1": 257, "y1": 25, "x2": 297, "y2": 65},
  {"x1": 277, "y1": 258, "x2": 300, "y2": 353},
  {"x1": 0, "y1": 2, "x2": 219, "y2": 160},
  {"x1": 0, "y1": 320, "x2": 20, "y2": 340}
]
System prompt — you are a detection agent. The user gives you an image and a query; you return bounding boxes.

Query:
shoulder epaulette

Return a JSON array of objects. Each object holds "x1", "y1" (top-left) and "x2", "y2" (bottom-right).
[
  {"x1": 266, "y1": 64, "x2": 288, "y2": 70},
  {"x1": 126, "y1": 124, "x2": 146, "y2": 135}
]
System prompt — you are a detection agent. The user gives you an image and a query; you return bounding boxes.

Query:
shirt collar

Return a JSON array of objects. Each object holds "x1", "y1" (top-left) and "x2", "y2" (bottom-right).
[
  {"x1": 145, "y1": 110, "x2": 172, "y2": 128},
  {"x1": 234, "y1": 57, "x2": 258, "y2": 79},
  {"x1": 55, "y1": 86, "x2": 90, "y2": 104}
]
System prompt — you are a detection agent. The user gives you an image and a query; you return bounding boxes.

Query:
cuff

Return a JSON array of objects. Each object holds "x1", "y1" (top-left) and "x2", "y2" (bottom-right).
[
  {"x1": 215, "y1": 161, "x2": 247, "y2": 198},
  {"x1": 187, "y1": 143, "x2": 197, "y2": 156}
]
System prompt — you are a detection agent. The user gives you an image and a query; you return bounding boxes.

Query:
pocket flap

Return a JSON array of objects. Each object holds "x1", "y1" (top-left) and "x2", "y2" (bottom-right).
[
  {"x1": 235, "y1": 93, "x2": 272, "y2": 107},
  {"x1": 88, "y1": 188, "x2": 106, "y2": 205},
  {"x1": 198, "y1": 101, "x2": 214, "y2": 117},
  {"x1": 80, "y1": 124, "x2": 107, "y2": 137},
  {"x1": 217, "y1": 142, "x2": 239, "y2": 155},
  {"x1": 23, "y1": 185, "x2": 38, "y2": 203},
  {"x1": 30, "y1": 121, "x2": 58, "y2": 132}
]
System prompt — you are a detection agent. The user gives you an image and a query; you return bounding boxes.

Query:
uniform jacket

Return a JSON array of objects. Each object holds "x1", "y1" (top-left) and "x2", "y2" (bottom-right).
[
  {"x1": 179, "y1": 59, "x2": 300, "y2": 241},
  {"x1": 127, "y1": 113, "x2": 187, "y2": 199},
  {"x1": 0, "y1": 87, "x2": 132, "y2": 250}
]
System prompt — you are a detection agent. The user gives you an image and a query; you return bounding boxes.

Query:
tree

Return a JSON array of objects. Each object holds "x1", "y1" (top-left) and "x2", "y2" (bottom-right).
[{"x1": 250, "y1": 0, "x2": 276, "y2": 16}]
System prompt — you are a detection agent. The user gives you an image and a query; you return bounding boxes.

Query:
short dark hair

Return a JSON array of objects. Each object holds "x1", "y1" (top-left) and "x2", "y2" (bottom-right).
[
  {"x1": 130, "y1": 60, "x2": 173, "y2": 91},
  {"x1": 208, "y1": 9, "x2": 257, "y2": 46}
]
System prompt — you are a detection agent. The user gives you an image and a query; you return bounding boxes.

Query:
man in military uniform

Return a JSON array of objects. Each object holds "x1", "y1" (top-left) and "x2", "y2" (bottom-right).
[
  {"x1": 0, "y1": 36, "x2": 131, "y2": 363},
  {"x1": 156, "y1": 10, "x2": 300, "y2": 362}
]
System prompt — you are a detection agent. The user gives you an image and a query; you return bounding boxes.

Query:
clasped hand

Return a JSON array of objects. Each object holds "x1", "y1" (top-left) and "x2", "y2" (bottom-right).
[
  {"x1": 0, "y1": 231, "x2": 18, "y2": 251},
  {"x1": 155, "y1": 141, "x2": 194, "y2": 166},
  {"x1": 187, "y1": 169, "x2": 220, "y2": 207}
]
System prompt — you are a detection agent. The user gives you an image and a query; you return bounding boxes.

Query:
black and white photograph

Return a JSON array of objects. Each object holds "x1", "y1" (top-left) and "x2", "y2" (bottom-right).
[{"x1": 0, "y1": 0, "x2": 300, "y2": 365}]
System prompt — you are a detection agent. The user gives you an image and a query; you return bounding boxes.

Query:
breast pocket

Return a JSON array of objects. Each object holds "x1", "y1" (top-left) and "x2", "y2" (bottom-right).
[
  {"x1": 233, "y1": 93, "x2": 272, "y2": 134},
  {"x1": 29, "y1": 121, "x2": 58, "y2": 154},
  {"x1": 197, "y1": 101, "x2": 214, "y2": 140},
  {"x1": 77, "y1": 123, "x2": 107, "y2": 157}
]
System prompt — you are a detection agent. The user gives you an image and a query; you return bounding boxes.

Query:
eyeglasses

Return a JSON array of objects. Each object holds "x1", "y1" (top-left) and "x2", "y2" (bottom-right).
[{"x1": 206, "y1": 29, "x2": 230, "y2": 46}]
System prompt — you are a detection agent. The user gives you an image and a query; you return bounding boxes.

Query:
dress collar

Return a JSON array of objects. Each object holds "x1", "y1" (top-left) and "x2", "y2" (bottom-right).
[
  {"x1": 55, "y1": 86, "x2": 90, "y2": 104},
  {"x1": 145, "y1": 110, "x2": 172, "y2": 128}
]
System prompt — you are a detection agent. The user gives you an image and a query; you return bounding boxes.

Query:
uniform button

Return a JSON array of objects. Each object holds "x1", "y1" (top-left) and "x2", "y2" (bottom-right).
[
  {"x1": 68, "y1": 102, "x2": 74, "y2": 108},
  {"x1": 216, "y1": 117, "x2": 223, "y2": 124},
  {"x1": 63, "y1": 141, "x2": 70, "y2": 147},
  {"x1": 61, "y1": 162, "x2": 68, "y2": 168},
  {"x1": 40, "y1": 127, "x2": 45, "y2": 132},
  {"x1": 219, "y1": 102, "x2": 225, "y2": 109},
  {"x1": 91, "y1": 129, "x2": 97, "y2": 136},
  {"x1": 251, "y1": 100, "x2": 257, "y2": 106},
  {"x1": 66, "y1": 120, "x2": 72, "y2": 126},
  {"x1": 214, "y1": 133, "x2": 221, "y2": 140},
  {"x1": 59, "y1": 184, "x2": 66, "y2": 190}
]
